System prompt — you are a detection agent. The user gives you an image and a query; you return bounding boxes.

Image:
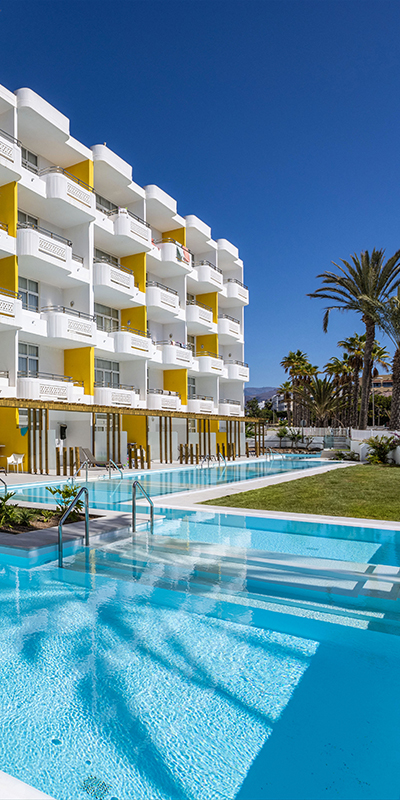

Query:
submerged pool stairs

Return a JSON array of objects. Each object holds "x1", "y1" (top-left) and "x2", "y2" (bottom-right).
[{"x1": 58, "y1": 531, "x2": 400, "y2": 638}]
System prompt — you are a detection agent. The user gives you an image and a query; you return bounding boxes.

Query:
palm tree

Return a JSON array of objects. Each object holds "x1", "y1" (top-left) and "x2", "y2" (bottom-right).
[
  {"x1": 294, "y1": 376, "x2": 348, "y2": 427},
  {"x1": 324, "y1": 355, "x2": 352, "y2": 426},
  {"x1": 280, "y1": 350, "x2": 311, "y2": 425},
  {"x1": 338, "y1": 333, "x2": 365, "y2": 427},
  {"x1": 372, "y1": 297, "x2": 400, "y2": 429},
  {"x1": 277, "y1": 380, "x2": 293, "y2": 426},
  {"x1": 308, "y1": 249, "x2": 400, "y2": 429}
]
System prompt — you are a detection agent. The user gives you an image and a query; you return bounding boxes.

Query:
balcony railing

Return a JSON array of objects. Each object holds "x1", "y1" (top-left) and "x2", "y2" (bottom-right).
[
  {"x1": 108, "y1": 325, "x2": 150, "y2": 338},
  {"x1": 154, "y1": 237, "x2": 193, "y2": 255},
  {"x1": 221, "y1": 398, "x2": 241, "y2": 405},
  {"x1": 96, "y1": 196, "x2": 150, "y2": 228},
  {"x1": 226, "y1": 277, "x2": 248, "y2": 289},
  {"x1": 0, "y1": 221, "x2": 8, "y2": 233},
  {"x1": 17, "y1": 370, "x2": 84, "y2": 386},
  {"x1": 186, "y1": 299, "x2": 213, "y2": 312},
  {"x1": 224, "y1": 359, "x2": 248, "y2": 367},
  {"x1": 22, "y1": 158, "x2": 39, "y2": 175},
  {"x1": 219, "y1": 313, "x2": 240, "y2": 325},
  {"x1": 0, "y1": 286, "x2": 21, "y2": 299},
  {"x1": 72, "y1": 253, "x2": 85, "y2": 265},
  {"x1": 148, "y1": 388, "x2": 180, "y2": 397},
  {"x1": 0, "y1": 128, "x2": 21, "y2": 147},
  {"x1": 189, "y1": 394, "x2": 213, "y2": 401},
  {"x1": 17, "y1": 222, "x2": 73, "y2": 247},
  {"x1": 196, "y1": 351, "x2": 223, "y2": 359},
  {"x1": 156, "y1": 340, "x2": 192, "y2": 351},
  {"x1": 94, "y1": 257, "x2": 138, "y2": 283},
  {"x1": 146, "y1": 280, "x2": 179, "y2": 296},
  {"x1": 0, "y1": 370, "x2": 9, "y2": 379},
  {"x1": 193, "y1": 260, "x2": 223, "y2": 274},
  {"x1": 39, "y1": 166, "x2": 95, "y2": 193},
  {"x1": 94, "y1": 380, "x2": 139, "y2": 392},
  {"x1": 40, "y1": 305, "x2": 96, "y2": 322}
]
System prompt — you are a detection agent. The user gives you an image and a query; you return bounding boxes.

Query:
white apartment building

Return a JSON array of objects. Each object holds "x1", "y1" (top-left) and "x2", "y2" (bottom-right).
[{"x1": 0, "y1": 84, "x2": 249, "y2": 469}]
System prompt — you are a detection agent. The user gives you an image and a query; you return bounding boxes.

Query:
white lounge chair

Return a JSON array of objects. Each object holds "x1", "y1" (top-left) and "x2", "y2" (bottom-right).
[{"x1": 6, "y1": 453, "x2": 24, "y2": 473}]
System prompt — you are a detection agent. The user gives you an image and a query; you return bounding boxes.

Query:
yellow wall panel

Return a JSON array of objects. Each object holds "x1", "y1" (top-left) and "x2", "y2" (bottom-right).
[
  {"x1": 120, "y1": 306, "x2": 147, "y2": 333},
  {"x1": 163, "y1": 228, "x2": 186, "y2": 247},
  {"x1": 122, "y1": 415, "x2": 147, "y2": 449},
  {"x1": 67, "y1": 160, "x2": 94, "y2": 188},
  {"x1": 163, "y1": 369, "x2": 188, "y2": 404},
  {"x1": 0, "y1": 408, "x2": 28, "y2": 470},
  {"x1": 0, "y1": 182, "x2": 17, "y2": 237},
  {"x1": 196, "y1": 333, "x2": 218, "y2": 356},
  {"x1": 0, "y1": 255, "x2": 18, "y2": 293},
  {"x1": 120, "y1": 253, "x2": 146, "y2": 292},
  {"x1": 197, "y1": 291, "x2": 218, "y2": 323},
  {"x1": 64, "y1": 347, "x2": 94, "y2": 395}
]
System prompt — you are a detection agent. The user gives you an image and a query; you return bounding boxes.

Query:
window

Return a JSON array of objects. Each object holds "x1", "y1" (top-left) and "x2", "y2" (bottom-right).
[
  {"x1": 187, "y1": 293, "x2": 195, "y2": 303},
  {"x1": 21, "y1": 147, "x2": 38, "y2": 174},
  {"x1": 187, "y1": 335, "x2": 195, "y2": 354},
  {"x1": 382, "y1": 382, "x2": 393, "y2": 388},
  {"x1": 18, "y1": 277, "x2": 39, "y2": 312},
  {"x1": 95, "y1": 194, "x2": 118, "y2": 214},
  {"x1": 95, "y1": 358, "x2": 120, "y2": 388},
  {"x1": 188, "y1": 419, "x2": 196, "y2": 433},
  {"x1": 94, "y1": 248, "x2": 119, "y2": 266},
  {"x1": 94, "y1": 303, "x2": 119, "y2": 332},
  {"x1": 188, "y1": 376, "x2": 196, "y2": 398},
  {"x1": 18, "y1": 409, "x2": 28, "y2": 429},
  {"x1": 18, "y1": 210, "x2": 38, "y2": 227},
  {"x1": 18, "y1": 343, "x2": 38, "y2": 377}
]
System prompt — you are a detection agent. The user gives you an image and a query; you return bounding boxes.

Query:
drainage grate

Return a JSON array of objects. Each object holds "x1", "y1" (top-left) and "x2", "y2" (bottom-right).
[{"x1": 82, "y1": 776, "x2": 110, "y2": 799}]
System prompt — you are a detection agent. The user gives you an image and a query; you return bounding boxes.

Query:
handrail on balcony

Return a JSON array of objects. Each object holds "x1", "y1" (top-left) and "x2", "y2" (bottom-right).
[
  {"x1": 39, "y1": 166, "x2": 95, "y2": 193},
  {"x1": 219, "y1": 313, "x2": 240, "y2": 325},
  {"x1": 193, "y1": 260, "x2": 223, "y2": 274},
  {"x1": 189, "y1": 394, "x2": 213, "y2": 401},
  {"x1": 72, "y1": 253, "x2": 85, "y2": 264},
  {"x1": 0, "y1": 286, "x2": 20, "y2": 299},
  {"x1": 0, "y1": 128, "x2": 21, "y2": 147},
  {"x1": 224, "y1": 359, "x2": 248, "y2": 367},
  {"x1": 40, "y1": 305, "x2": 96, "y2": 322},
  {"x1": 226, "y1": 277, "x2": 248, "y2": 289},
  {"x1": 147, "y1": 388, "x2": 180, "y2": 397},
  {"x1": 0, "y1": 370, "x2": 9, "y2": 379},
  {"x1": 146, "y1": 280, "x2": 179, "y2": 296},
  {"x1": 109, "y1": 325, "x2": 150, "y2": 338},
  {"x1": 22, "y1": 159, "x2": 39, "y2": 175},
  {"x1": 221, "y1": 398, "x2": 241, "y2": 405},
  {"x1": 154, "y1": 238, "x2": 193, "y2": 255},
  {"x1": 94, "y1": 381, "x2": 139, "y2": 392},
  {"x1": 17, "y1": 222, "x2": 73, "y2": 247},
  {"x1": 195, "y1": 350, "x2": 223, "y2": 360},
  {"x1": 156, "y1": 340, "x2": 193, "y2": 350},
  {"x1": 17, "y1": 370, "x2": 84, "y2": 386},
  {"x1": 186, "y1": 299, "x2": 213, "y2": 312},
  {"x1": 96, "y1": 198, "x2": 150, "y2": 229},
  {"x1": 0, "y1": 222, "x2": 8, "y2": 233}
]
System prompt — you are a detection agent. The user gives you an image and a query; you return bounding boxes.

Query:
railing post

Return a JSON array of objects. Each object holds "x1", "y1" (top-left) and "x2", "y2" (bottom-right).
[
  {"x1": 147, "y1": 444, "x2": 151, "y2": 470},
  {"x1": 195, "y1": 443, "x2": 199, "y2": 464},
  {"x1": 179, "y1": 444, "x2": 183, "y2": 464},
  {"x1": 75, "y1": 446, "x2": 80, "y2": 476},
  {"x1": 69, "y1": 447, "x2": 74, "y2": 476},
  {"x1": 56, "y1": 448, "x2": 61, "y2": 476},
  {"x1": 190, "y1": 444, "x2": 193, "y2": 464},
  {"x1": 63, "y1": 449, "x2": 67, "y2": 476}
]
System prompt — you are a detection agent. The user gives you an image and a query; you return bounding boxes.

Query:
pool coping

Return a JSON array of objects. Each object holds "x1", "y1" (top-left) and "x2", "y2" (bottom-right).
[{"x1": 0, "y1": 770, "x2": 56, "y2": 799}]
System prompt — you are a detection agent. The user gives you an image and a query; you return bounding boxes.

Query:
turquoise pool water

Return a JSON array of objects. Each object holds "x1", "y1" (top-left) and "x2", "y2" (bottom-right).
[{"x1": 1, "y1": 559, "x2": 400, "y2": 800}]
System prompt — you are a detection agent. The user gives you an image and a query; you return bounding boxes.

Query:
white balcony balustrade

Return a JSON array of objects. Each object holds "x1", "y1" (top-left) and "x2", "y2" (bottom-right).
[
  {"x1": 219, "y1": 399, "x2": 242, "y2": 416},
  {"x1": 196, "y1": 351, "x2": 224, "y2": 375},
  {"x1": 218, "y1": 314, "x2": 242, "y2": 343},
  {"x1": 0, "y1": 287, "x2": 22, "y2": 331},
  {"x1": 93, "y1": 259, "x2": 145, "y2": 308},
  {"x1": 111, "y1": 208, "x2": 152, "y2": 253},
  {"x1": 224, "y1": 360, "x2": 250, "y2": 381},
  {"x1": 17, "y1": 372, "x2": 85, "y2": 403},
  {"x1": 39, "y1": 166, "x2": 96, "y2": 226},
  {"x1": 156, "y1": 341, "x2": 194, "y2": 369},
  {"x1": 192, "y1": 260, "x2": 223, "y2": 292},
  {"x1": 94, "y1": 383, "x2": 140, "y2": 408},
  {"x1": 41, "y1": 306, "x2": 96, "y2": 347},
  {"x1": 187, "y1": 395, "x2": 216, "y2": 414},
  {"x1": 146, "y1": 281, "x2": 180, "y2": 322},
  {"x1": 0, "y1": 127, "x2": 22, "y2": 184},
  {"x1": 109, "y1": 327, "x2": 154, "y2": 360},
  {"x1": 222, "y1": 278, "x2": 249, "y2": 306},
  {"x1": 186, "y1": 300, "x2": 214, "y2": 334},
  {"x1": 0, "y1": 221, "x2": 16, "y2": 258},
  {"x1": 17, "y1": 223, "x2": 87, "y2": 286},
  {"x1": 147, "y1": 388, "x2": 181, "y2": 411},
  {"x1": 150, "y1": 239, "x2": 192, "y2": 278}
]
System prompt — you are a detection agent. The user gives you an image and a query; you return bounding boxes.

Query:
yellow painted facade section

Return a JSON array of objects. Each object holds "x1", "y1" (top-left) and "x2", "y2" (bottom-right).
[
  {"x1": 64, "y1": 347, "x2": 94, "y2": 395},
  {"x1": 120, "y1": 306, "x2": 147, "y2": 333},
  {"x1": 195, "y1": 333, "x2": 218, "y2": 356},
  {"x1": 122, "y1": 415, "x2": 147, "y2": 448},
  {"x1": 197, "y1": 291, "x2": 218, "y2": 323},
  {"x1": 163, "y1": 369, "x2": 188, "y2": 404},
  {"x1": 120, "y1": 253, "x2": 146, "y2": 292},
  {"x1": 67, "y1": 160, "x2": 94, "y2": 188},
  {"x1": 0, "y1": 408, "x2": 28, "y2": 469},
  {"x1": 163, "y1": 227, "x2": 186, "y2": 246},
  {"x1": 0, "y1": 182, "x2": 17, "y2": 237},
  {"x1": 0, "y1": 255, "x2": 18, "y2": 294}
]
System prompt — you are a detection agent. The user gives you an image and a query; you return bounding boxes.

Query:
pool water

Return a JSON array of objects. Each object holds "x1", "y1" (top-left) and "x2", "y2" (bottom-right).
[{"x1": 1, "y1": 559, "x2": 400, "y2": 800}]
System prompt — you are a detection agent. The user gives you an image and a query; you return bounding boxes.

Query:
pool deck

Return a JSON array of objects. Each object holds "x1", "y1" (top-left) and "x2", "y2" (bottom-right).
[{"x1": 0, "y1": 770, "x2": 55, "y2": 799}]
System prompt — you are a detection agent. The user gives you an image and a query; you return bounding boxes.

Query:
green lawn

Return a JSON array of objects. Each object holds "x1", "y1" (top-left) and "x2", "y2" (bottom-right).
[{"x1": 202, "y1": 465, "x2": 400, "y2": 521}]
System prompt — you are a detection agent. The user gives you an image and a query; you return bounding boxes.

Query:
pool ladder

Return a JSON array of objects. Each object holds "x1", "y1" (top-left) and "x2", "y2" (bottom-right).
[
  {"x1": 58, "y1": 486, "x2": 89, "y2": 568},
  {"x1": 132, "y1": 480, "x2": 154, "y2": 535}
]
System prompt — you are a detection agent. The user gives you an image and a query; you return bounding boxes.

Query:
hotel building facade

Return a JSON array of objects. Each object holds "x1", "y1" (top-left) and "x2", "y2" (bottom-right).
[{"x1": 0, "y1": 84, "x2": 249, "y2": 470}]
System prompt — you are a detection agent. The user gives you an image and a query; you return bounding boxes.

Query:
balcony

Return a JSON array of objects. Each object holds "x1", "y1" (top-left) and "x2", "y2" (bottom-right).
[
  {"x1": 111, "y1": 208, "x2": 152, "y2": 254},
  {"x1": 196, "y1": 351, "x2": 224, "y2": 375},
  {"x1": 191, "y1": 260, "x2": 223, "y2": 292},
  {"x1": 109, "y1": 327, "x2": 154, "y2": 360},
  {"x1": 40, "y1": 306, "x2": 96, "y2": 347},
  {"x1": 222, "y1": 278, "x2": 249, "y2": 306},
  {"x1": 94, "y1": 382, "x2": 140, "y2": 408},
  {"x1": 0, "y1": 287, "x2": 22, "y2": 331},
  {"x1": 0, "y1": 371, "x2": 16, "y2": 398},
  {"x1": 224, "y1": 360, "x2": 250, "y2": 382},
  {"x1": 187, "y1": 395, "x2": 216, "y2": 414},
  {"x1": 17, "y1": 371, "x2": 85, "y2": 403},
  {"x1": 218, "y1": 314, "x2": 242, "y2": 343},
  {"x1": 0, "y1": 221, "x2": 16, "y2": 258},
  {"x1": 39, "y1": 166, "x2": 96, "y2": 226},
  {"x1": 186, "y1": 299, "x2": 214, "y2": 334},
  {"x1": 219, "y1": 399, "x2": 242, "y2": 416},
  {"x1": 93, "y1": 259, "x2": 145, "y2": 308},
  {"x1": 150, "y1": 239, "x2": 192, "y2": 278},
  {"x1": 17, "y1": 223, "x2": 87, "y2": 286},
  {"x1": 0, "y1": 128, "x2": 22, "y2": 184},
  {"x1": 147, "y1": 388, "x2": 181, "y2": 411},
  {"x1": 156, "y1": 341, "x2": 194, "y2": 369},
  {"x1": 146, "y1": 281, "x2": 180, "y2": 322}
]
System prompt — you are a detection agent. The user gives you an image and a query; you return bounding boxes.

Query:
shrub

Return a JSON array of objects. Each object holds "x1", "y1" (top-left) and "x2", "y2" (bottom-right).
[
  {"x1": 364, "y1": 435, "x2": 400, "y2": 465},
  {"x1": 333, "y1": 450, "x2": 359, "y2": 461},
  {"x1": 0, "y1": 492, "x2": 19, "y2": 528},
  {"x1": 46, "y1": 484, "x2": 84, "y2": 522}
]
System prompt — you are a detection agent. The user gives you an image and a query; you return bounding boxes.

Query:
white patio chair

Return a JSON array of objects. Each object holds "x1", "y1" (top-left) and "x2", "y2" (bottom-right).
[{"x1": 6, "y1": 453, "x2": 24, "y2": 473}]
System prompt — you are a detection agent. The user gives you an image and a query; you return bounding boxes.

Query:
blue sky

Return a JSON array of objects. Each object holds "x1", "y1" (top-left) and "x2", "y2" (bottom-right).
[{"x1": 2, "y1": 0, "x2": 400, "y2": 386}]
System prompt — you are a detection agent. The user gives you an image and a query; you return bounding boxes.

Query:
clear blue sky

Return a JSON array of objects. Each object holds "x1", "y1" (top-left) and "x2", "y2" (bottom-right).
[{"x1": 2, "y1": 0, "x2": 400, "y2": 386}]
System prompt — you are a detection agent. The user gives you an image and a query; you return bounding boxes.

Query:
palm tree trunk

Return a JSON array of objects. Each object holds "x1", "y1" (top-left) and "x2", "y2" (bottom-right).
[
  {"x1": 351, "y1": 369, "x2": 359, "y2": 428},
  {"x1": 390, "y1": 348, "x2": 400, "y2": 430},
  {"x1": 359, "y1": 317, "x2": 375, "y2": 429}
]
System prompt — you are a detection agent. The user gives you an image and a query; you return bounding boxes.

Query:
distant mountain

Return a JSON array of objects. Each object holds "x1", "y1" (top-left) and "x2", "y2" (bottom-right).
[{"x1": 244, "y1": 386, "x2": 277, "y2": 402}]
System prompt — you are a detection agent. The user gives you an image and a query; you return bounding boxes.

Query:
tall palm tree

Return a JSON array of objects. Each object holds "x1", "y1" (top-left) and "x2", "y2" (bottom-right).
[
  {"x1": 372, "y1": 297, "x2": 400, "y2": 429},
  {"x1": 338, "y1": 333, "x2": 365, "y2": 427},
  {"x1": 324, "y1": 355, "x2": 352, "y2": 426},
  {"x1": 308, "y1": 249, "x2": 400, "y2": 429},
  {"x1": 294, "y1": 376, "x2": 347, "y2": 427},
  {"x1": 277, "y1": 380, "x2": 293, "y2": 426},
  {"x1": 280, "y1": 350, "x2": 310, "y2": 425}
]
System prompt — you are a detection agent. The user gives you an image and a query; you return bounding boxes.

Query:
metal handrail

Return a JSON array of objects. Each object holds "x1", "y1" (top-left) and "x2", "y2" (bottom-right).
[
  {"x1": 146, "y1": 280, "x2": 179, "y2": 296},
  {"x1": 156, "y1": 340, "x2": 193, "y2": 351},
  {"x1": 132, "y1": 480, "x2": 154, "y2": 534},
  {"x1": 0, "y1": 222, "x2": 8, "y2": 233},
  {"x1": 0, "y1": 477, "x2": 8, "y2": 493},
  {"x1": 40, "y1": 305, "x2": 96, "y2": 322},
  {"x1": 226, "y1": 277, "x2": 248, "y2": 289},
  {"x1": 147, "y1": 388, "x2": 180, "y2": 397},
  {"x1": 186, "y1": 299, "x2": 213, "y2": 312},
  {"x1": 16, "y1": 222, "x2": 73, "y2": 247},
  {"x1": 266, "y1": 447, "x2": 273, "y2": 460},
  {"x1": 94, "y1": 381, "x2": 139, "y2": 391},
  {"x1": 0, "y1": 286, "x2": 21, "y2": 299},
  {"x1": 0, "y1": 128, "x2": 21, "y2": 146},
  {"x1": 221, "y1": 398, "x2": 241, "y2": 405},
  {"x1": 154, "y1": 238, "x2": 193, "y2": 255},
  {"x1": 193, "y1": 260, "x2": 223, "y2": 274},
  {"x1": 219, "y1": 313, "x2": 240, "y2": 325},
  {"x1": 108, "y1": 460, "x2": 123, "y2": 479},
  {"x1": 68, "y1": 459, "x2": 90, "y2": 484},
  {"x1": 224, "y1": 359, "x2": 248, "y2": 367},
  {"x1": 17, "y1": 370, "x2": 84, "y2": 386},
  {"x1": 40, "y1": 166, "x2": 94, "y2": 193},
  {"x1": 108, "y1": 325, "x2": 150, "y2": 338},
  {"x1": 196, "y1": 351, "x2": 223, "y2": 360},
  {"x1": 58, "y1": 486, "x2": 89, "y2": 568}
]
